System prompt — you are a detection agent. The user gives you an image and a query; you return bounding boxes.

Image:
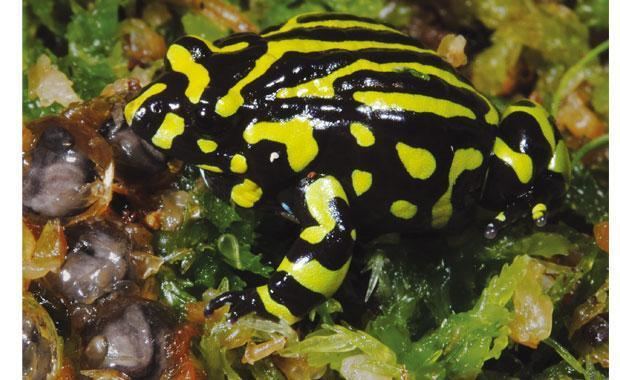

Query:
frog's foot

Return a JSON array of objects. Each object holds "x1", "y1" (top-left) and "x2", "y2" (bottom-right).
[
  {"x1": 484, "y1": 197, "x2": 530, "y2": 239},
  {"x1": 530, "y1": 202, "x2": 548, "y2": 227},
  {"x1": 205, "y1": 288, "x2": 266, "y2": 322},
  {"x1": 481, "y1": 100, "x2": 570, "y2": 238},
  {"x1": 484, "y1": 198, "x2": 551, "y2": 239}
]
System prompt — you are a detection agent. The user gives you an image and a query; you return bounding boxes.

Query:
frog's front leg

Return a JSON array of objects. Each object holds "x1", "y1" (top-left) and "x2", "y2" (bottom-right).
[
  {"x1": 205, "y1": 174, "x2": 355, "y2": 324},
  {"x1": 481, "y1": 100, "x2": 571, "y2": 238}
]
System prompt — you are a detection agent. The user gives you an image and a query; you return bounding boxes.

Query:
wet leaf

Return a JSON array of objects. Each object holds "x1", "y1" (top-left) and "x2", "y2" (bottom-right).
[
  {"x1": 216, "y1": 234, "x2": 272, "y2": 278},
  {"x1": 565, "y1": 163, "x2": 609, "y2": 224}
]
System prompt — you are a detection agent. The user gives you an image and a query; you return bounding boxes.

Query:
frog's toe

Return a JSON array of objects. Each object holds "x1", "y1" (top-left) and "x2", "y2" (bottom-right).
[
  {"x1": 531, "y1": 203, "x2": 548, "y2": 228},
  {"x1": 484, "y1": 220, "x2": 499, "y2": 240},
  {"x1": 205, "y1": 288, "x2": 264, "y2": 322}
]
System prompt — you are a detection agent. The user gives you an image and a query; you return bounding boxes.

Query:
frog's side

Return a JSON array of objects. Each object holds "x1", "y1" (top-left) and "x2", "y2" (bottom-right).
[{"x1": 124, "y1": 13, "x2": 571, "y2": 324}]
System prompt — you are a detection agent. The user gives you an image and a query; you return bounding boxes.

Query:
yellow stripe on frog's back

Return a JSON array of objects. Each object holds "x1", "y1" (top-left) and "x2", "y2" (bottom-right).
[
  {"x1": 167, "y1": 44, "x2": 210, "y2": 104},
  {"x1": 215, "y1": 39, "x2": 436, "y2": 118},
  {"x1": 276, "y1": 59, "x2": 498, "y2": 125},
  {"x1": 262, "y1": 15, "x2": 403, "y2": 37},
  {"x1": 354, "y1": 91, "x2": 477, "y2": 120},
  {"x1": 204, "y1": 40, "x2": 249, "y2": 53},
  {"x1": 187, "y1": 35, "x2": 250, "y2": 54}
]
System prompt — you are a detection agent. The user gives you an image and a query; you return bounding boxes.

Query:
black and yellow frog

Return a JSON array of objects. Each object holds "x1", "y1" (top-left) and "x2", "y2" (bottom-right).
[{"x1": 124, "y1": 13, "x2": 571, "y2": 324}]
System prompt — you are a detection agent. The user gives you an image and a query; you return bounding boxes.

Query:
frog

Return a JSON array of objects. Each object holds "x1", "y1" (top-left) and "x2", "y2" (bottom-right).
[{"x1": 123, "y1": 13, "x2": 571, "y2": 324}]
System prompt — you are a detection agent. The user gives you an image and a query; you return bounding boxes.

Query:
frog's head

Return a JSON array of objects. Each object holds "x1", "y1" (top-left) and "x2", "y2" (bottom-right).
[
  {"x1": 481, "y1": 100, "x2": 571, "y2": 238},
  {"x1": 123, "y1": 36, "x2": 242, "y2": 176}
]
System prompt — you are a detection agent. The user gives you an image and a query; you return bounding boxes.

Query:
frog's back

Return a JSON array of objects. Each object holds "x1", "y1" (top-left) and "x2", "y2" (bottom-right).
[
  {"x1": 214, "y1": 14, "x2": 499, "y2": 232},
  {"x1": 132, "y1": 13, "x2": 500, "y2": 233}
]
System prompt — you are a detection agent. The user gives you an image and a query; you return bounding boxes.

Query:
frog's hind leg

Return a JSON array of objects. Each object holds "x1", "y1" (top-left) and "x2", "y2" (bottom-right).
[
  {"x1": 481, "y1": 100, "x2": 571, "y2": 238},
  {"x1": 205, "y1": 174, "x2": 355, "y2": 323}
]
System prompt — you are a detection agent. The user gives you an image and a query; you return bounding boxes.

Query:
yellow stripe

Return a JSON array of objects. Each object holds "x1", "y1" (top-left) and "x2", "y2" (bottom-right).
[
  {"x1": 299, "y1": 176, "x2": 349, "y2": 244},
  {"x1": 151, "y1": 113, "x2": 185, "y2": 149},
  {"x1": 256, "y1": 285, "x2": 299, "y2": 324},
  {"x1": 395, "y1": 142, "x2": 436, "y2": 180},
  {"x1": 390, "y1": 200, "x2": 417, "y2": 219},
  {"x1": 230, "y1": 179, "x2": 263, "y2": 208},
  {"x1": 278, "y1": 257, "x2": 351, "y2": 298},
  {"x1": 351, "y1": 169, "x2": 372, "y2": 196},
  {"x1": 167, "y1": 44, "x2": 210, "y2": 104},
  {"x1": 349, "y1": 122, "x2": 375, "y2": 147},
  {"x1": 262, "y1": 18, "x2": 402, "y2": 37},
  {"x1": 207, "y1": 40, "x2": 249, "y2": 53},
  {"x1": 432, "y1": 148, "x2": 483, "y2": 228},
  {"x1": 185, "y1": 35, "x2": 250, "y2": 54},
  {"x1": 504, "y1": 104, "x2": 555, "y2": 151},
  {"x1": 197, "y1": 139, "x2": 218, "y2": 153},
  {"x1": 215, "y1": 39, "x2": 436, "y2": 117},
  {"x1": 243, "y1": 117, "x2": 318, "y2": 172},
  {"x1": 532, "y1": 203, "x2": 547, "y2": 220},
  {"x1": 354, "y1": 91, "x2": 477, "y2": 120},
  {"x1": 493, "y1": 138, "x2": 533, "y2": 184},
  {"x1": 124, "y1": 83, "x2": 167, "y2": 126},
  {"x1": 197, "y1": 164, "x2": 223, "y2": 173},
  {"x1": 276, "y1": 59, "x2": 498, "y2": 125}
]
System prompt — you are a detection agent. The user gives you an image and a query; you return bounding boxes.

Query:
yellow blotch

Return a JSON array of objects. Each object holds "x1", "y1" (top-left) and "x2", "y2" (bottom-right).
[
  {"x1": 278, "y1": 257, "x2": 351, "y2": 298},
  {"x1": 354, "y1": 91, "x2": 476, "y2": 120},
  {"x1": 390, "y1": 200, "x2": 418, "y2": 219},
  {"x1": 197, "y1": 139, "x2": 217, "y2": 153},
  {"x1": 493, "y1": 138, "x2": 533, "y2": 184},
  {"x1": 215, "y1": 39, "x2": 435, "y2": 117},
  {"x1": 548, "y1": 140, "x2": 571, "y2": 182},
  {"x1": 167, "y1": 44, "x2": 210, "y2": 104},
  {"x1": 431, "y1": 148, "x2": 483, "y2": 228},
  {"x1": 243, "y1": 117, "x2": 318, "y2": 172},
  {"x1": 275, "y1": 59, "x2": 498, "y2": 125},
  {"x1": 151, "y1": 113, "x2": 185, "y2": 149},
  {"x1": 197, "y1": 164, "x2": 223, "y2": 173},
  {"x1": 349, "y1": 123, "x2": 375, "y2": 147},
  {"x1": 351, "y1": 170, "x2": 372, "y2": 196},
  {"x1": 262, "y1": 18, "x2": 402, "y2": 37},
  {"x1": 395, "y1": 142, "x2": 436, "y2": 180},
  {"x1": 124, "y1": 83, "x2": 167, "y2": 126},
  {"x1": 532, "y1": 203, "x2": 547, "y2": 220},
  {"x1": 495, "y1": 212, "x2": 507, "y2": 222},
  {"x1": 256, "y1": 285, "x2": 299, "y2": 324},
  {"x1": 231, "y1": 179, "x2": 263, "y2": 208},
  {"x1": 351, "y1": 229, "x2": 357, "y2": 241},
  {"x1": 299, "y1": 176, "x2": 349, "y2": 244},
  {"x1": 230, "y1": 154, "x2": 248, "y2": 174}
]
